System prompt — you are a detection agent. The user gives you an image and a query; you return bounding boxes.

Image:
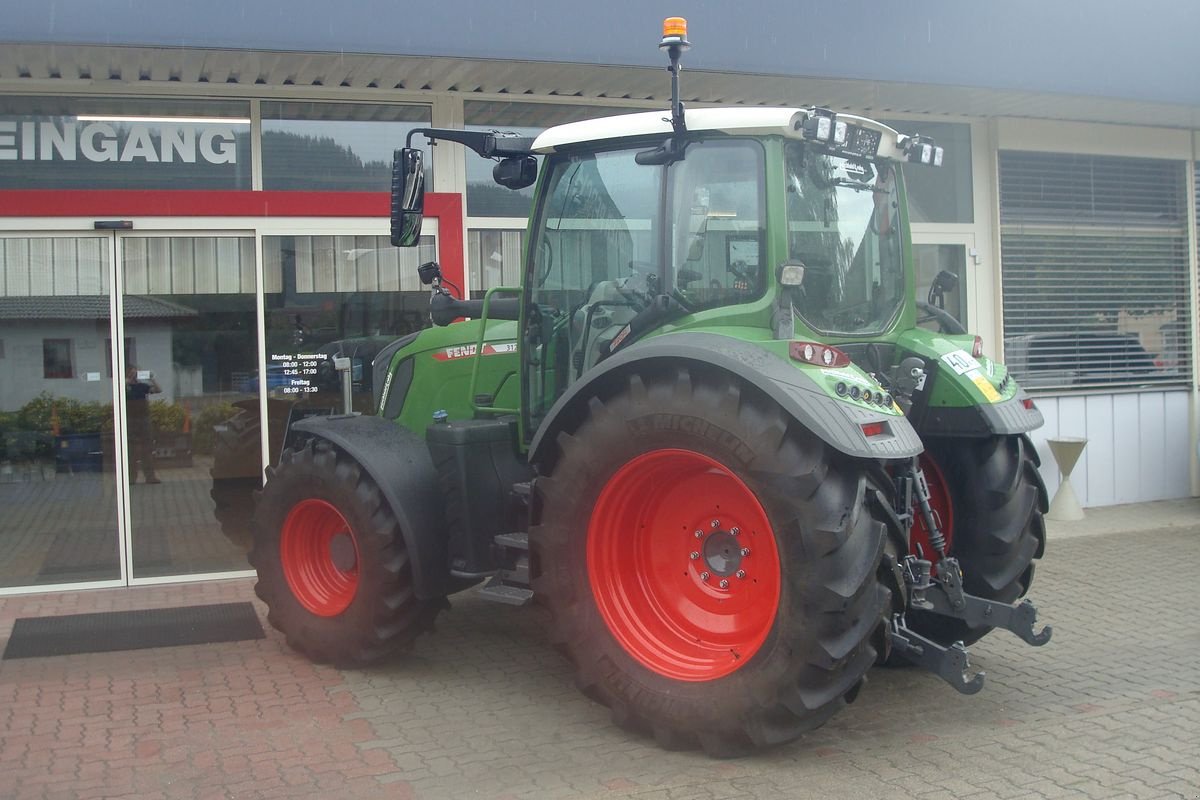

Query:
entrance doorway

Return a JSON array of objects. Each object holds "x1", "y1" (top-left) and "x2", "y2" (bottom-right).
[{"x1": 0, "y1": 230, "x2": 259, "y2": 591}]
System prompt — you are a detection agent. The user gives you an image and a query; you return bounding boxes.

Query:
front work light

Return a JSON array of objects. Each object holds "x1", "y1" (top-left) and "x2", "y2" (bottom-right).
[{"x1": 904, "y1": 135, "x2": 944, "y2": 167}]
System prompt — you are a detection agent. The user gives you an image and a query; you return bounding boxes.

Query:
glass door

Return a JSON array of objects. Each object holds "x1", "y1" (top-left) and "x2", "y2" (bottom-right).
[
  {"x1": 0, "y1": 233, "x2": 123, "y2": 589},
  {"x1": 117, "y1": 232, "x2": 261, "y2": 580}
]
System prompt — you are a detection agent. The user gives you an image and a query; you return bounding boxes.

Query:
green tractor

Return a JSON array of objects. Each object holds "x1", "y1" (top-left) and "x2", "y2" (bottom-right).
[{"x1": 251, "y1": 20, "x2": 1051, "y2": 755}]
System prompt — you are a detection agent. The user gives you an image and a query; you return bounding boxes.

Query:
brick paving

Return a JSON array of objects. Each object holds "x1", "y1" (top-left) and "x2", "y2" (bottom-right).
[{"x1": 1, "y1": 519, "x2": 1198, "y2": 799}]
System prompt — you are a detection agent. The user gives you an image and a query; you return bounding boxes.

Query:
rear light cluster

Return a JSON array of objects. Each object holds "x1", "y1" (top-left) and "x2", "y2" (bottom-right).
[
  {"x1": 860, "y1": 421, "x2": 890, "y2": 438},
  {"x1": 1022, "y1": 398, "x2": 1037, "y2": 410},
  {"x1": 972, "y1": 336, "x2": 984, "y2": 359},
  {"x1": 789, "y1": 341, "x2": 850, "y2": 368},
  {"x1": 834, "y1": 381, "x2": 894, "y2": 409}
]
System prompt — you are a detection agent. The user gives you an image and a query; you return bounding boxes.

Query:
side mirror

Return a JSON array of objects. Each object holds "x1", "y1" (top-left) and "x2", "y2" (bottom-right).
[{"x1": 390, "y1": 148, "x2": 425, "y2": 247}]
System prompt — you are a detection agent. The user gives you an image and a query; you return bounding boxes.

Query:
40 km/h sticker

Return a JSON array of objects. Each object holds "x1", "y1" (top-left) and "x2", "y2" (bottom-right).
[
  {"x1": 941, "y1": 349, "x2": 981, "y2": 375},
  {"x1": 432, "y1": 342, "x2": 518, "y2": 361}
]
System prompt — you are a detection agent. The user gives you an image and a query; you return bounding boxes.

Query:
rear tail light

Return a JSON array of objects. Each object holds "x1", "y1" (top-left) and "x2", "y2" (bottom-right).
[
  {"x1": 972, "y1": 336, "x2": 984, "y2": 358},
  {"x1": 860, "y1": 421, "x2": 889, "y2": 438},
  {"x1": 790, "y1": 341, "x2": 850, "y2": 368},
  {"x1": 1022, "y1": 398, "x2": 1036, "y2": 410}
]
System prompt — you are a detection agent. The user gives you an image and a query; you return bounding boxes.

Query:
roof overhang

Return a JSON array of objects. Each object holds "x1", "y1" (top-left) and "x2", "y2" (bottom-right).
[{"x1": 1, "y1": 44, "x2": 1198, "y2": 131}]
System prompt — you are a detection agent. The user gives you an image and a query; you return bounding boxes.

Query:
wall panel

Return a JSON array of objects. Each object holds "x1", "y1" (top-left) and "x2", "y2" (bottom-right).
[{"x1": 1028, "y1": 389, "x2": 1192, "y2": 507}]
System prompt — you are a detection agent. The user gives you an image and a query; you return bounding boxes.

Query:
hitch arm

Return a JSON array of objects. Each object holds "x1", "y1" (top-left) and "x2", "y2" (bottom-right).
[
  {"x1": 888, "y1": 616, "x2": 985, "y2": 695},
  {"x1": 930, "y1": 558, "x2": 1052, "y2": 646}
]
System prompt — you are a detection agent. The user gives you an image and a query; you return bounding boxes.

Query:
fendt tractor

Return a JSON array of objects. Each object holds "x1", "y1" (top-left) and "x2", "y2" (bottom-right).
[{"x1": 251, "y1": 19, "x2": 1052, "y2": 755}]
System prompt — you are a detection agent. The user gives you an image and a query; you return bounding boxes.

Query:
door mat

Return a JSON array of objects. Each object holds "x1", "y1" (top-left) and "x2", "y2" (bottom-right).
[{"x1": 2, "y1": 602, "x2": 265, "y2": 660}]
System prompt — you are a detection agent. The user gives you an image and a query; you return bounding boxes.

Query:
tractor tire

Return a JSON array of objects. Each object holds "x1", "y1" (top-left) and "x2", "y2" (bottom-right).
[
  {"x1": 209, "y1": 408, "x2": 262, "y2": 550},
  {"x1": 532, "y1": 367, "x2": 892, "y2": 756},
  {"x1": 251, "y1": 438, "x2": 443, "y2": 666},
  {"x1": 907, "y1": 434, "x2": 1048, "y2": 647}
]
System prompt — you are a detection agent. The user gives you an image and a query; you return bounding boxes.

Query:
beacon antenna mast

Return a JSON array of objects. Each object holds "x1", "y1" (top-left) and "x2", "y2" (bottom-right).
[
  {"x1": 660, "y1": 16, "x2": 690, "y2": 136},
  {"x1": 636, "y1": 17, "x2": 692, "y2": 166}
]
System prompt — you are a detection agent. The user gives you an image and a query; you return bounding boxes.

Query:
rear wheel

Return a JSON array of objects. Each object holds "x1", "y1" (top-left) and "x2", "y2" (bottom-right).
[
  {"x1": 251, "y1": 438, "x2": 442, "y2": 666},
  {"x1": 907, "y1": 434, "x2": 1047, "y2": 646},
  {"x1": 533, "y1": 367, "x2": 891, "y2": 755}
]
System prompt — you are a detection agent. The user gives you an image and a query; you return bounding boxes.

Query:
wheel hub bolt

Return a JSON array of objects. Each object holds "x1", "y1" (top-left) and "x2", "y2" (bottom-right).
[
  {"x1": 700, "y1": 571, "x2": 710, "y2": 581},
  {"x1": 731, "y1": 527, "x2": 741, "y2": 536},
  {"x1": 710, "y1": 519, "x2": 720, "y2": 529},
  {"x1": 694, "y1": 530, "x2": 703, "y2": 539},
  {"x1": 690, "y1": 551, "x2": 700, "y2": 560},
  {"x1": 719, "y1": 579, "x2": 729, "y2": 589},
  {"x1": 736, "y1": 570, "x2": 746, "y2": 579},
  {"x1": 740, "y1": 547, "x2": 750, "y2": 557}
]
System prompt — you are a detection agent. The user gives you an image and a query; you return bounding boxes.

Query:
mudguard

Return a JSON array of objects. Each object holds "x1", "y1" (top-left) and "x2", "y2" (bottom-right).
[
  {"x1": 528, "y1": 331, "x2": 924, "y2": 466},
  {"x1": 291, "y1": 414, "x2": 451, "y2": 600}
]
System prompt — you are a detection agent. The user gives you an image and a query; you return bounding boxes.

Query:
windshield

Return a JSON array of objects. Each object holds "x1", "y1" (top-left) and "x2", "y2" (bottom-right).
[{"x1": 784, "y1": 141, "x2": 905, "y2": 335}]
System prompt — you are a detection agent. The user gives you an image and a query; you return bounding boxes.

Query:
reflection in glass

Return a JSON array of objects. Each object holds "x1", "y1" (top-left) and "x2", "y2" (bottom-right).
[
  {"x1": 785, "y1": 142, "x2": 905, "y2": 335},
  {"x1": 121, "y1": 236, "x2": 260, "y2": 578},
  {"x1": 260, "y1": 234, "x2": 434, "y2": 479},
  {"x1": 0, "y1": 236, "x2": 121, "y2": 587},
  {"x1": 880, "y1": 119, "x2": 973, "y2": 224},
  {"x1": 0, "y1": 96, "x2": 252, "y2": 191},
  {"x1": 260, "y1": 102, "x2": 432, "y2": 192}
]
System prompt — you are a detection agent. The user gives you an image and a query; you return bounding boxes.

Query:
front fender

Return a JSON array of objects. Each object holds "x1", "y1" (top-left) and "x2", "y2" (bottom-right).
[
  {"x1": 291, "y1": 414, "x2": 452, "y2": 600},
  {"x1": 528, "y1": 332, "x2": 924, "y2": 466}
]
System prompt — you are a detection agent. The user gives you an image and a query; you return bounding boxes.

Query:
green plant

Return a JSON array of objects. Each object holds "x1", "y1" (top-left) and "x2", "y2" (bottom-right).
[
  {"x1": 149, "y1": 401, "x2": 186, "y2": 433},
  {"x1": 192, "y1": 402, "x2": 239, "y2": 455}
]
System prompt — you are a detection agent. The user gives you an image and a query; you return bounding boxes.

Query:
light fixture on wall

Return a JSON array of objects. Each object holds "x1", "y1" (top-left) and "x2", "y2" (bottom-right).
[{"x1": 75, "y1": 115, "x2": 251, "y2": 125}]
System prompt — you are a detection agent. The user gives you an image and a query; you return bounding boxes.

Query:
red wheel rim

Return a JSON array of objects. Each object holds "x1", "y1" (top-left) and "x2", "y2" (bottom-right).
[
  {"x1": 910, "y1": 453, "x2": 954, "y2": 563},
  {"x1": 281, "y1": 499, "x2": 360, "y2": 617},
  {"x1": 587, "y1": 449, "x2": 781, "y2": 682}
]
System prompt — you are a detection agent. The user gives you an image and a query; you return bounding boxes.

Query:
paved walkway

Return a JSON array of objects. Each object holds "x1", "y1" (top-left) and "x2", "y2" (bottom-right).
[{"x1": 0, "y1": 501, "x2": 1198, "y2": 799}]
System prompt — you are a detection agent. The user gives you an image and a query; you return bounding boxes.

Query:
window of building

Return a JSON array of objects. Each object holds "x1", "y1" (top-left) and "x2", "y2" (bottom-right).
[
  {"x1": 42, "y1": 338, "x2": 73, "y2": 378},
  {"x1": 999, "y1": 151, "x2": 1192, "y2": 391},
  {"x1": 880, "y1": 120, "x2": 973, "y2": 224},
  {"x1": 0, "y1": 96, "x2": 251, "y2": 190},
  {"x1": 260, "y1": 102, "x2": 432, "y2": 192}
]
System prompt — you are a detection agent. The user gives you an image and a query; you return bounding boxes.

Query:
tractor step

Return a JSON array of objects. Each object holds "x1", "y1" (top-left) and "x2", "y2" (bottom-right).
[
  {"x1": 477, "y1": 578, "x2": 533, "y2": 606},
  {"x1": 477, "y1": 531, "x2": 533, "y2": 607},
  {"x1": 493, "y1": 532, "x2": 528, "y2": 551}
]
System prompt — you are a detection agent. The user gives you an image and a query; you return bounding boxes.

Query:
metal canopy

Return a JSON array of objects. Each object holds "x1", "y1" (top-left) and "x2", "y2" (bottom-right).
[{"x1": 0, "y1": 43, "x2": 1198, "y2": 131}]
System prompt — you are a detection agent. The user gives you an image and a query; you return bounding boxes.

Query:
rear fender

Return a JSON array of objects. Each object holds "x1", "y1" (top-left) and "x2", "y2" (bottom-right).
[
  {"x1": 290, "y1": 414, "x2": 451, "y2": 600},
  {"x1": 528, "y1": 331, "x2": 924, "y2": 468}
]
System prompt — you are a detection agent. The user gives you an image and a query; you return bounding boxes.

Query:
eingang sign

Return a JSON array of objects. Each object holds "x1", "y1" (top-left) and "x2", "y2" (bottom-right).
[
  {"x1": 0, "y1": 120, "x2": 241, "y2": 164},
  {"x1": 0, "y1": 116, "x2": 251, "y2": 191}
]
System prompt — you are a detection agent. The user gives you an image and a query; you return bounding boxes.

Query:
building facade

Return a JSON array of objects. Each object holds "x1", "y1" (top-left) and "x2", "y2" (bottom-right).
[{"x1": 1, "y1": 1, "x2": 1198, "y2": 595}]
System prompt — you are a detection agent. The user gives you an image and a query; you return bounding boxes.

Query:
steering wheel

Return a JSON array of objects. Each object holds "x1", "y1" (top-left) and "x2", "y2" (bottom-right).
[{"x1": 536, "y1": 237, "x2": 555, "y2": 283}]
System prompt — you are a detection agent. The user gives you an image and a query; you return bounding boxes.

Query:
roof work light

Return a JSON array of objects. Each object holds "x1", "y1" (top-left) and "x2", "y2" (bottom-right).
[{"x1": 660, "y1": 17, "x2": 690, "y2": 50}]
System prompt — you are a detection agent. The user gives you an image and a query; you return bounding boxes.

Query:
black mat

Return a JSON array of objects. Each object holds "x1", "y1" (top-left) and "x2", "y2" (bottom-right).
[{"x1": 2, "y1": 602, "x2": 265, "y2": 659}]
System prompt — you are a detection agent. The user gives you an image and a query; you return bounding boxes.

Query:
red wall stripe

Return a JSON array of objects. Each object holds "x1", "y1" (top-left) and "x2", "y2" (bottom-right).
[{"x1": 0, "y1": 190, "x2": 466, "y2": 290}]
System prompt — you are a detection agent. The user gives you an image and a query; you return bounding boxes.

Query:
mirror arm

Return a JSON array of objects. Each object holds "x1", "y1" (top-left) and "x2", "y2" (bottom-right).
[{"x1": 406, "y1": 127, "x2": 535, "y2": 158}]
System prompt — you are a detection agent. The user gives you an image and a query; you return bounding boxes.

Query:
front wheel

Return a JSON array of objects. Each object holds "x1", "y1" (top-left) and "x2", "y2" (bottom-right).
[
  {"x1": 251, "y1": 438, "x2": 443, "y2": 666},
  {"x1": 532, "y1": 367, "x2": 891, "y2": 755}
]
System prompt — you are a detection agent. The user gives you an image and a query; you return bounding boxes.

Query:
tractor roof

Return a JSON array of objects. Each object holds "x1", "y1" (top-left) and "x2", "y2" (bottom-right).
[{"x1": 531, "y1": 107, "x2": 906, "y2": 158}]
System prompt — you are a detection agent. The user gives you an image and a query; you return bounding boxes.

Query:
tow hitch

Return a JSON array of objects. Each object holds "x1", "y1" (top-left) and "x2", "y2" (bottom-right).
[{"x1": 889, "y1": 553, "x2": 1052, "y2": 694}]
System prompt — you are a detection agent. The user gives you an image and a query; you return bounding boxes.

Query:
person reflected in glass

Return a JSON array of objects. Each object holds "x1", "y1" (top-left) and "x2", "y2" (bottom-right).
[{"x1": 126, "y1": 365, "x2": 161, "y2": 484}]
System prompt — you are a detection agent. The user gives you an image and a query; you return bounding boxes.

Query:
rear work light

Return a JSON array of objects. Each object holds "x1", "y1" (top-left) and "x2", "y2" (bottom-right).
[{"x1": 790, "y1": 341, "x2": 850, "y2": 368}]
